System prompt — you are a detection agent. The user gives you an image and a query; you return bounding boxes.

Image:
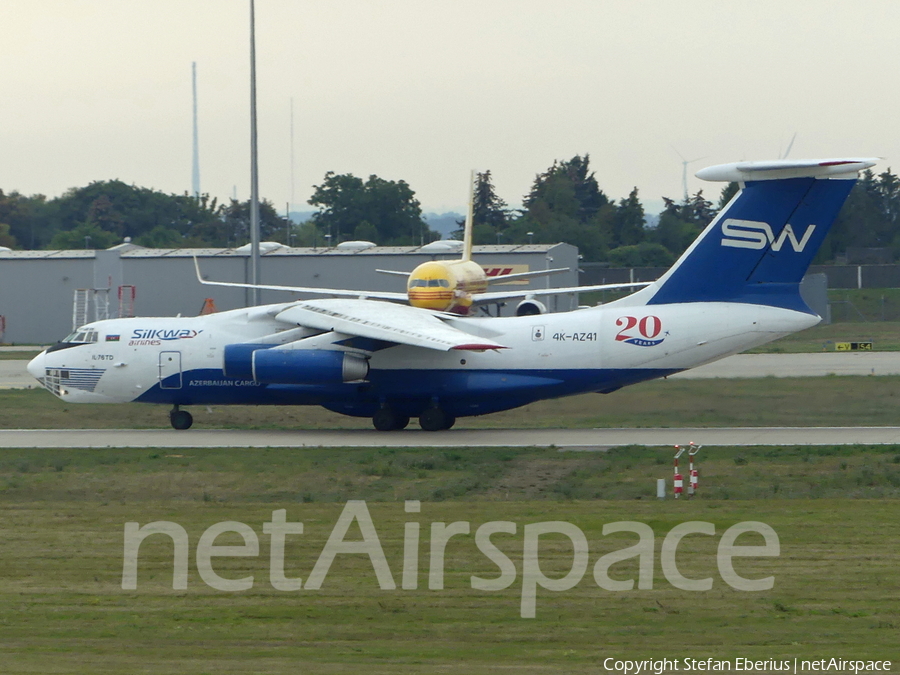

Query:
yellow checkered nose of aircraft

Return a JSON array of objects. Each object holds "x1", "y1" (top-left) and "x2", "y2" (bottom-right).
[{"x1": 407, "y1": 262, "x2": 456, "y2": 310}]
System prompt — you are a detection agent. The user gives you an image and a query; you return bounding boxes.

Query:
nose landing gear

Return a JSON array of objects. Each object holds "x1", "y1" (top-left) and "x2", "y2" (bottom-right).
[{"x1": 170, "y1": 406, "x2": 193, "y2": 430}]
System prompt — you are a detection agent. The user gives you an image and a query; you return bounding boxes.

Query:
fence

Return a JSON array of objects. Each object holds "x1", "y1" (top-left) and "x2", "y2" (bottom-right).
[{"x1": 580, "y1": 264, "x2": 900, "y2": 323}]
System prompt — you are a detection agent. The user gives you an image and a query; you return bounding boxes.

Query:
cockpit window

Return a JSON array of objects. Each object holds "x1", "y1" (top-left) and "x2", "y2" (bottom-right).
[
  {"x1": 62, "y1": 329, "x2": 99, "y2": 344},
  {"x1": 410, "y1": 278, "x2": 450, "y2": 288}
]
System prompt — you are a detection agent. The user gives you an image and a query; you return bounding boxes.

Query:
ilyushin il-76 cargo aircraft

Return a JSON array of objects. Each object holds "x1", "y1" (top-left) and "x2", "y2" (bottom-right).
[{"x1": 28, "y1": 158, "x2": 875, "y2": 431}]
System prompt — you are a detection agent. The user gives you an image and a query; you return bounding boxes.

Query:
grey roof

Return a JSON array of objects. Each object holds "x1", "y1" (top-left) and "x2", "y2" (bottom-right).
[{"x1": 0, "y1": 243, "x2": 566, "y2": 260}]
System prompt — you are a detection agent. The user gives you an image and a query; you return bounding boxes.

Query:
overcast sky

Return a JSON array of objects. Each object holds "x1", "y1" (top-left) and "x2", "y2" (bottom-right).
[{"x1": 2, "y1": 0, "x2": 897, "y2": 216}]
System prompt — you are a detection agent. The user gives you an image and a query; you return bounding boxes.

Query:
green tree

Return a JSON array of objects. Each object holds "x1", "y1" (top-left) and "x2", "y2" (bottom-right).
[
  {"x1": 352, "y1": 220, "x2": 379, "y2": 242},
  {"x1": 452, "y1": 170, "x2": 511, "y2": 244},
  {"x1": 718, "y1": 181, "x2": 740, "y2": 209},
  {"x1": 611, "y1": 187, "x2": 645, "y2": 248},
  {"x1": 649, "y1": 190, "x2": 716, "y2": 259},
  {"x1": 607, "y1": 242, "x2": 674, "y2": 267},
  {"x1": 49, "y1": 221, "x2": 119, "y2": 250},
  {"x1": 193, "y1": 198, "x2": 285, "y2": 248},
  {"x1": 0, "y1": 223, "x2": 17, "y2": 248},
  {"x1": 524, "y1": 154, "x2": 609, "y2": 223},
  {"x1": 309, "y1": 172, "x2": 435, "y2": 245},
  {"x1": 513, "y1": 154, "x2": 615, "y2": 260},
  {"x1": 135, "y1": 225, "x2": 186, "y2": 249},
  {"x1": 817, "y1": 168, "x2": 900, "y2": 262},
  {"x1": 0, "y1": 189, "x2": 55, "y2": 249},
  {"x1": 49, "y1": 181, "x2": 222, "y2": 248}
]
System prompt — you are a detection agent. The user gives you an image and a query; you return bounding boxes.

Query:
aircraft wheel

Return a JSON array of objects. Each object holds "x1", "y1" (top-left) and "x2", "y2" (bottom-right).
[
  {"x1": 419, "y1": 408, "x2": 454, "y2": 431},
  {"x1": 170, "y1": 409, "x2": 193, "y2": 430},
  {"x1": 373, "y1": 409, "x2": 407, "y2": 431}
]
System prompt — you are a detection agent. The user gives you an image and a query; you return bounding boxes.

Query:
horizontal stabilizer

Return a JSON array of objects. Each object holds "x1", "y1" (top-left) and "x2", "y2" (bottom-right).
[
  {"x1": 697, "y1": 158, "x2": 878, "y2": 183},
  {"x1": 474, "y1": 281, "x2": 649, "y2": 304},
  {"x1": 486, "y1": 267, "x2": 570, "y2": 284},
  {"x1": 375, "y1": 269, "x2": 412, "y2": 277}
]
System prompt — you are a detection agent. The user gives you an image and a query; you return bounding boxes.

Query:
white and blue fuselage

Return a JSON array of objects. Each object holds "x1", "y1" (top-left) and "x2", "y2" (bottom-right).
[
  {"x1": 28, "y1": 300, "x2": 815, "y2": 418},
  {"x1": 26, "y1": 158, "x2": 875, "y2": 430}
]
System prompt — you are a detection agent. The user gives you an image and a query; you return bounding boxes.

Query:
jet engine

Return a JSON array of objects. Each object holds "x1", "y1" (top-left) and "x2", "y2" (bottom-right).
[
  {"x1": 515, "y1": 298, "x2": 547, "y2": 316},
  {"x1": 223, "y1": 344, "x2": 369, "y2": 384}
]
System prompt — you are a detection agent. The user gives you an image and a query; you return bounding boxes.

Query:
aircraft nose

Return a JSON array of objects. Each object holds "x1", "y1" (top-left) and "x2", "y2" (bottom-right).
[{"x1": 27, "y1": 350, "x2": 46, "y2": 382}]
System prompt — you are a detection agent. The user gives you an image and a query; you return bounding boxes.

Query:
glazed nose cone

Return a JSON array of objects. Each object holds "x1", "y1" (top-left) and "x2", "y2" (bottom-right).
[{"x1": 27, "y1": 350, "x2": 46, "y2": 382}]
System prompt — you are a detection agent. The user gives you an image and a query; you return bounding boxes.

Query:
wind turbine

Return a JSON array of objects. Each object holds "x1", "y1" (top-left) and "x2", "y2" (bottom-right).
[{"x1": 672, "y1": 147, "x2": 706, "y2": 201}]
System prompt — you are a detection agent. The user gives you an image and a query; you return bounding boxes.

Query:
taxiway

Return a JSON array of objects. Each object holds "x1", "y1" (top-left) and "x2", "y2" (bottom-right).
[{"x1": 1, "y1": 426, "x2": 899, "y2": 449}]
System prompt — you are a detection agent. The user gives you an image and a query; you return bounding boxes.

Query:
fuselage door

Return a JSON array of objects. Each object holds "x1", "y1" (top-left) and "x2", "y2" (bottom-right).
[{"x1": 158, "y1": 351, "x2": 183, "y2": 389}]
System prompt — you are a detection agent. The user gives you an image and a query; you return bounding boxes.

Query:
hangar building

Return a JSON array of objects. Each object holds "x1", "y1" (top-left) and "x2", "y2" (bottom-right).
[{"x1": 0, "y1": 241, "x2": 579, "y2": 344}]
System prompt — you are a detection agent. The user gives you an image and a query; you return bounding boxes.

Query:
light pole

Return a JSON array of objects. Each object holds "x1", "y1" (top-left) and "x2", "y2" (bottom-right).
[{"x1": 248, "y1": 0, "x2": 261, "y2": 305}]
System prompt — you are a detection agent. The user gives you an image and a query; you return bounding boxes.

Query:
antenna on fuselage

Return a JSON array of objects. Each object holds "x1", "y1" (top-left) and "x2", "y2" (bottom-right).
[{"x1": 462, "y1": 170, "x2": 475, "y2": 262}]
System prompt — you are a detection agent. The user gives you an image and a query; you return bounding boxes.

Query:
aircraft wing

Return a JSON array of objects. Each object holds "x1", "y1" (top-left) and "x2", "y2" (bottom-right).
[
  {"x1": 375, "y1": 267, "x2": 571, "y2": 283},
  {"x1": 193, "y1": 257, "x2": 408, "y2": 302},
  {"x1": 275, "y1": 298, "x2": 507, "y2": 351},
  {"x1": 472, "y1": 281, "x2": 651, "y2": 304},
  {"x1": 486, "y1": 267, "x2": 570, "y2": 284}
]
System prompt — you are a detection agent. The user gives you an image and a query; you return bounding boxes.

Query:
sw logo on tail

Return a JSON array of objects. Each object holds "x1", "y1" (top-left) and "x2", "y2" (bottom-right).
[{"x1": 721, "y1": 219, "x2": 816, "y2": 252}]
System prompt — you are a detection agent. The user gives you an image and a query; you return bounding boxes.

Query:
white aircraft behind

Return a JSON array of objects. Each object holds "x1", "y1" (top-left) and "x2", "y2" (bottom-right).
[{"x1": 28, "y1": 158, "x2": 875, "y2": 431}]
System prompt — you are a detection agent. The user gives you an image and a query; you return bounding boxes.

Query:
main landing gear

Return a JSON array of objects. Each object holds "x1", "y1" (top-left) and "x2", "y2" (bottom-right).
[
  {"x1": 170, "y1": 405, "x2": 193, "y2": 430},
  {"x1": 371, "y1": 406, "x2": 456, "y2": 431},
  {"x1": 372, "y1": 408, "x2": 410, "y2": 432},
  {"x1": 418, "y1": 407, "x2": 456, "y2": 432}
]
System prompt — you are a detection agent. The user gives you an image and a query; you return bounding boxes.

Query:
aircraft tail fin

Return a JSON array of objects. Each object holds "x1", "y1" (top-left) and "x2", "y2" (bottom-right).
[{"x1": 633, "y1": 158, "x2": 877, "y2": 312}]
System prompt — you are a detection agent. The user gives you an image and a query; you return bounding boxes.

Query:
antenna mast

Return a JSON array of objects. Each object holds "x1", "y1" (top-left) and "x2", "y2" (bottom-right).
[
  {"x1": 191, "y1": 62, "x2": 200, "y2": 198},
  {"x1": 290, "y1": 97, "x2": 295, "y2": 213}
]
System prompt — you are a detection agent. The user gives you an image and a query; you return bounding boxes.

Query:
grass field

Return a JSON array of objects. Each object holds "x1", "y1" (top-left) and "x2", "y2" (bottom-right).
[
  {"x1": 0, "y1": 444, "x2": 898, "y2": 673},
  {"x1": 4, "y1": 372, "x2": 900, "y2": 430},
  {"x1": 2, "y1": 444, "x2": 899, "y2": 502},
  {"x1": 747, "y1": 320, "x2": 900, "y2": 353},
  {"x1": 2, "y1": 313, "x2": 900, "y2": 672}
]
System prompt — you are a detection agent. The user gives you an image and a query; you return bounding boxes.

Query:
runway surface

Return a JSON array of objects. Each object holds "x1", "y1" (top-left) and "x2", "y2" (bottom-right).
[
  {"x1": 2, "y1": 426, "x2": 900, "y2": 449},
  {"x1": 3, "y1": 352, "x2": 900, "y2": 389},
  {"x1": 3, "y1": 350, "x2": 900, "y2": 448}
]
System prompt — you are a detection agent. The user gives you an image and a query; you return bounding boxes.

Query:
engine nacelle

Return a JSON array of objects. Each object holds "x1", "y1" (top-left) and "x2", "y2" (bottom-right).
[
  {"x1": 223, "y1": 344, "x2": 368, "y2": 384},
  {"x1": 253, "y1": 349, "x2": 369, "y2": 384},
  {"x1": 515, "y1": 298, "x2": 547, "y2": 316},
  {"x1": 223, "y1": 343, "x2": 269, "y2": 380}
]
